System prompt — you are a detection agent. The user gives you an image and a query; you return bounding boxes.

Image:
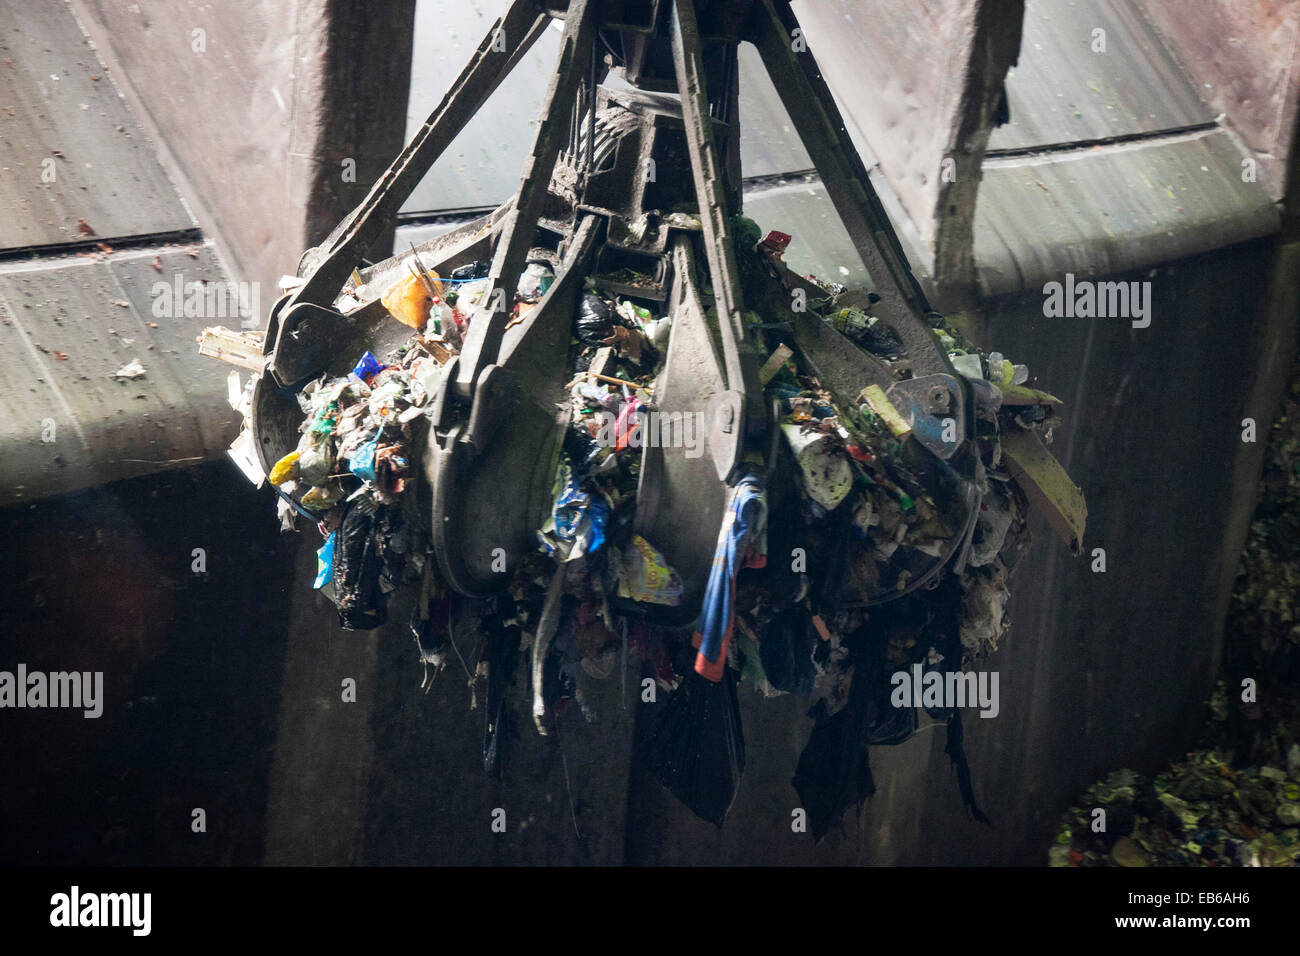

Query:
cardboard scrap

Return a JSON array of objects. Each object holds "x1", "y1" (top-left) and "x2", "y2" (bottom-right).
[
  {"x1": 198, "y1": 326, "x2": 267, "y2": 372},
  {"x1": 759, "y1": 343, "x2": 794, "y2": 385},
  {"x1": 1000, "y1": 427, "x2": 1086, "y2": 554}
]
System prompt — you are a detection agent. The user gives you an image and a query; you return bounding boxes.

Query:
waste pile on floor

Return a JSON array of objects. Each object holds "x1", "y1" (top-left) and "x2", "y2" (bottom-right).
[
  {"x1": 207, "y1": 220, "x2": 1085, "y2": 835},
  {"x1": 1053, "y1": 356, "x2": 1300, "y2": 867},
  {"x1": 1053, "y1": 746, "x2": 1300, "y2": 867}
]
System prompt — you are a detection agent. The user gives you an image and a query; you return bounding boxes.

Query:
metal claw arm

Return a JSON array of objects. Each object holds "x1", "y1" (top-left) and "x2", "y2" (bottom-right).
[
  {"x1": 454, "y1": 0, "x2": 600, "y2": 401},
  {"x1": 270, "y1": 0, "x2": 550, "y2": 336},
  {"x1": 670, "y1": 0, "x2": 765, "y2": 476},
  {"x1": 752, "y1": 0, "x2": 972, "y2": 459},
  {"x1": 750, "y1": 0, "x2": 932, "y2": 330}
]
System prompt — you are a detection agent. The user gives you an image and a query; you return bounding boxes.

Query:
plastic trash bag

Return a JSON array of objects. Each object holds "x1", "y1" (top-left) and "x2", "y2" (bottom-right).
[
  {"x1": 381, "y1": 272, "x2": 442, "y2": 329},
  {"x1": 349, "y1": 436, "x2": 379, "y2": 483},
  {"x1": 517, "y1": 261, "x2": 554, "y2": 301},
  {"x1": 314, "y1": 532, "x2": 336, "y2": 589},
  {"x1": 450, "y1": 260, "x2": 490, "y2": 281},
  {"x1": 563, "y1": 418, "x2": 602, "y2": 467},
  {"x1": 351, "y1": 351, "x2": 385, "y2": 384},
  {"x1": 791, "y1": 638, "x2": 907, "y2": 841},
  {"x1": 641, "y1": 666, "x2": 746, "y2": 828},
  {"x1": 575, "y1": 293, "x2": 614, "y2": 345},
  {"x1": 760, "y1": 605, "x2": 818, "y2": 695},
  {"x1": 333, "y1": 497, "x2": 386, "y2": 630},
  {"x1": 537, "y1": 454, "x2": 609, "y2": 562},
  {"x1": 268, "y1": 450, "x2": 300, "y2": 486}
]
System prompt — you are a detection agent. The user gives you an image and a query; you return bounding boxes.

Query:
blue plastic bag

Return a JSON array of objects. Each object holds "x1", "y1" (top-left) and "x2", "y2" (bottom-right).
[
  {"x1": 351, "y1": 351, "x2": 385, "y2": 385},
  {"x1": 349, "y1": 436, "x2": 378, "y2": 483},
  {"x1": 314, "y1": 532, "x2": 336, "y2": 589}
]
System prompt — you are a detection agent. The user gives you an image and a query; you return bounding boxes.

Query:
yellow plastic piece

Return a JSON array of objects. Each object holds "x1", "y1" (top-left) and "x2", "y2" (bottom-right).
[
  {"x1": 860, "y1": 384, "x2": 912, "y2": 438},
  {"x1": 268, "y1": 450, "x2": 300, "y2": 486},
  {"x1": 1000, "y1": 428, "x2": 1087, "y2": 554}
]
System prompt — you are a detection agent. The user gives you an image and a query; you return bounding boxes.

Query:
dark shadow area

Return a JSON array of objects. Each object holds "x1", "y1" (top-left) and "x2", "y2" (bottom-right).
[{"x1": 0, "y1": 463, "x2": 294, "y2": 865}]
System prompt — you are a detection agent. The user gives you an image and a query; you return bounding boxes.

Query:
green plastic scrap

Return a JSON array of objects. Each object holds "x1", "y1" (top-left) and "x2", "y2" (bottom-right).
[
  {"x1": 311, "y1": 401, "x2": 339, "y2": 436},
  {"x1": 1157, "y1": 792, "x2": 1202, "y2": 829}
]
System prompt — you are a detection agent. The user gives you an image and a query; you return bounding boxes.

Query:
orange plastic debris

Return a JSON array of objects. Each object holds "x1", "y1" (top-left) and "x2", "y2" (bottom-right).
[{"x1": 381, "y1": 270, "x2": 444, "y2": 330}]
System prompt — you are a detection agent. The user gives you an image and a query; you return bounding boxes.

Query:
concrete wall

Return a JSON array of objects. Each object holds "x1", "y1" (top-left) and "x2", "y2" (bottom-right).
[
  {"x1": 70, "y1": 0, "x2": 415, "y2": 292},
  {"x1": 0, "y1": 464, "x2": 293, "y2": 865},
  {"x1": 1138, "y1": 0, "x2": 1300, "y2": 199}
]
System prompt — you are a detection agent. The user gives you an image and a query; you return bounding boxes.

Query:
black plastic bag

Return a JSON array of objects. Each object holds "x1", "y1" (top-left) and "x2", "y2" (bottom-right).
[
  {"x1": 333, "y1": 497, "x2": 386, "y2": 630},
  {"x1": 450, "y1": 260, "x2": 490, "y2": 281},
  {"x1": 847, "y1": 320, "x2": 903, "y2": 358},
  {"x1": 482, "y1": 618, "x2": 521, "y2": 779},
  {"x1": 575, "y1": 293, "x2": 614, "y2": 346},
  {"x1": 791, "y1": 629, "x2": 920, "y2": 841},
  {"x1": 562, "y1": 419, "x2": 602, "y2": 469},
  {"x1": 792, "y1": 659, "x2": 878, "y2": 842},
  {"x1": 760, "y1": 605, "x2": 818, "y2": 695},
  {"x1": 641, "y1": 668, "x2": 745, "y2": 828}
]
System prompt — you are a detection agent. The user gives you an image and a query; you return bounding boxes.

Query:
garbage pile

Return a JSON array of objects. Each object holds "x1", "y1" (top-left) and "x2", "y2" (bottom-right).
[
  {"x1": 1053, "y1": 355, "x2": 1300, "y2": 867},
  {"x1": 1052, "y1": 747, "x2": 1300, "y2": 867},
  {"x1": 251, "y1": 256, "x2": 523, "y2": 626},
  {"x1": 209, "y1": 219, "x2": 1083, "y2": 835}
]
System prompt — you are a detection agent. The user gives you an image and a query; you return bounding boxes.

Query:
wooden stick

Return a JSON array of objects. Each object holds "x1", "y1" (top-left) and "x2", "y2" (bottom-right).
[{"x1": 579, "y1": 370, "x2": 644, "y2": 389}]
